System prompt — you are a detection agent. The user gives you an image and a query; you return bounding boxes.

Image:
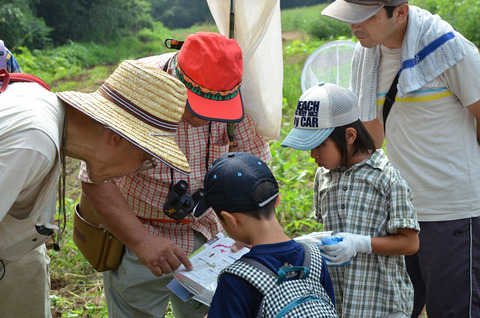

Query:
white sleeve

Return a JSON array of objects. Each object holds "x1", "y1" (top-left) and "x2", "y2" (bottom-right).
[
  {"x1": 442, "y1": 38, "x2": 480, "y2": 107},
  {"x1": 0, "y1": 131, "x2": 56, "y2": 221}
]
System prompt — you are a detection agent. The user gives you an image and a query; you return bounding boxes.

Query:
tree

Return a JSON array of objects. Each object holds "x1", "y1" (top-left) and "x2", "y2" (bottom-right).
[
  {"x1": 33, "y1": 0, "x2": 153, "y2": 45},
  {"x1": 410, "y1": 0, "x2": 480, "y2": 47},
  {"x1": 148, "y1": 0, "x2": 213, "y2": 29},
  {"x1": 0, "y1": 0, "x2": 51, "y2": 50}
]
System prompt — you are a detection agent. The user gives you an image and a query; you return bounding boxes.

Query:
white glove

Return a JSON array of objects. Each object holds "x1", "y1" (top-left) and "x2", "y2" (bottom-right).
[{"x1": 320, "y1": 233, "x2": 372, "y2": 266}]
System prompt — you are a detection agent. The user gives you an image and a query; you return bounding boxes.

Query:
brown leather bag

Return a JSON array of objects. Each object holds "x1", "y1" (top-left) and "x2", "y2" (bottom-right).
[{"x1": 73, "y1": 193, "x2": 124, "y2": 272}]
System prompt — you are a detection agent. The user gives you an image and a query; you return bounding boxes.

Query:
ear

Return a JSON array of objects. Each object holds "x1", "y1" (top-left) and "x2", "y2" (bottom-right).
[
  {"x1": 104, "y1": 129, "x2": 123, "y2": 147},
  {"x1": 345, "y1": 127, "x2": 357, "y2": 146},
  {"x1": 220, "y1": 211, "x2": 238, "y2": 227},
  {"x1": 274, "y1": 195, "x2": 280, "y2": 208},
  {"x1": 395, "y1": 3, "x2": 409, "y2": 24}
]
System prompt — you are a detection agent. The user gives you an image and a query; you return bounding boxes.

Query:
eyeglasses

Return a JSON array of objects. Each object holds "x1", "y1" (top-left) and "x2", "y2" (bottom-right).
[{"x1": 138, "y1": 157, "x2": 158, "y2": 171}]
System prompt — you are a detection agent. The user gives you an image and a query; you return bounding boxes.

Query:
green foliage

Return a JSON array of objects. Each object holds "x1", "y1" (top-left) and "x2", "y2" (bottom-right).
[
  {"x1": 48, "y1": 196, "x2": 109, "y2": 317},
  {"x1": 13, "y1": 23, "x2": 176, "y2": 90},
  {"x1": 13, "y1": 3, "x2": 454, "y2": 314},
  {"x1": 281, "y1": 4, "x2": 351, "y2": 40},
  {"x1": 270, "y1": 36, "x2": 354, "y2": 237},
  {"x1": 33, "y1": 0, "x2": 153, "y2": 45},
  {"x1": 146, "y1": 0, "x2": 214, "y2": 29},
  {"x1": 270, "y1": 142, "x2": 322, "y2": 237},
  {"x1": 0, "y1": 0, "x2": 52, "y2": 49},
  {"x1": 410, "y1": 0, "x2": 480, "y2": 47},
  {"x1": 280, "y1": 0, "x2": 330, "y2": 10}
]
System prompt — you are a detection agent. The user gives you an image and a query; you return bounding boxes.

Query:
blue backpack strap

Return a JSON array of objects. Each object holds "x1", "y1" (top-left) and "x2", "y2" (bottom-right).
[
  {"x1": 220, "y1": 243, "x2": 317, "y2": 292},
  {"x1": 0, "y1": 40, "x2": 6, "y2": 71}
]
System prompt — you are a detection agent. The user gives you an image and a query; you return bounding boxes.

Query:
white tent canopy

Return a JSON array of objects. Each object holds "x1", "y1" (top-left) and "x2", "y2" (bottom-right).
[{"x1": 207, "y1": 0, "x2": 283, "y2": 141}]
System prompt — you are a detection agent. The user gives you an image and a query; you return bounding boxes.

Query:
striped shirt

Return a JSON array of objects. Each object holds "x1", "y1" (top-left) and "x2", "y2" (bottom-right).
[
  {"x1": 79, "y1": 54, "x2": 271, "y2": 254},
  {"x1": 314, "y1": 149, "x2": 419, "y2": 317}
]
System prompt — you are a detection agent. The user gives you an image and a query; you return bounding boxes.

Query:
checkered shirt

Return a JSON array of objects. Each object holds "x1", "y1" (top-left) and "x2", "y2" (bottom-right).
[
  {"x1": 221, "y1": 244, "x2": 338, "y2": 318},
  {"x1": 79, "y1": 53, "x2": 271, "y2": 254},
  {"x1": 314, "y1": 149, "x2": 419, "y2": 317}
]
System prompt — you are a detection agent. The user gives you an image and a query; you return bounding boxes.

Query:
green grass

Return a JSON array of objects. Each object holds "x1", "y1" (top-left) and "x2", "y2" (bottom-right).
[
  {"x1": 32, "y1": 4, "x2": 359, "y2": 312},
  {"x1": 26, "y1": 4, "x2": 400, "y2": 316},
  {"x1": 14, "y1": 22, "x2": 218, "y2": 92},
  {"x1": 43, "y1": 33, "x2": 337, "y2": 317},
  {"x1": 44, "y1": 1, "x2": 480, "y2": 315}
]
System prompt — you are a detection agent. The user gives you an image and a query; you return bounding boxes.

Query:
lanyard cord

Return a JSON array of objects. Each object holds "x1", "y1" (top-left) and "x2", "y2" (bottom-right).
[
  {"x1": 169, "y1": 121, "x2": 212, "y2": 188},
  {"x1": 206, "y1": 122, "x2": 211, "y2": 171},
  {"x1": 54, "y1": 112, "x2": 67, "y2": 251}
]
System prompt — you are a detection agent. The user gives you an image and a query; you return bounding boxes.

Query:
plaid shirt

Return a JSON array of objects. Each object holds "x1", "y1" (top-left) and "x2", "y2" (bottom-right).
[
  {"x1": 79, "y1": 53, "x2": 271, "y2": 254},
  {"x1": 314, "y1": 149, "x2": 419, "y2": 317}
]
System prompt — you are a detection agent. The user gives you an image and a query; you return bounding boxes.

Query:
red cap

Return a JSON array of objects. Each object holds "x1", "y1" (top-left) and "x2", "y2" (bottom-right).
[{"x1": 176, "y1": 32, "x2": 244, "y2": 123}]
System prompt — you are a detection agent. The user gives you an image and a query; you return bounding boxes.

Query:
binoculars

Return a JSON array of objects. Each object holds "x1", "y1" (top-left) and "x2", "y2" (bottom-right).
[{"x1": 163, "y1": 180, "x2": 204, "y2": 220}]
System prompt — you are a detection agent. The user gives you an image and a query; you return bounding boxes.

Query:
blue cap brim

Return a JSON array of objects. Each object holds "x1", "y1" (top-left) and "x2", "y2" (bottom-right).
[{"x1": 281, "y1": 127, "x2": 334, "y2": 150}]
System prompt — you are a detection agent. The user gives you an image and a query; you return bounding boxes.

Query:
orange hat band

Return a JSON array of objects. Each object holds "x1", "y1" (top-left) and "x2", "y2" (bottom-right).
[{"x1": 100, "y1": 83, "x2": 178, "y2": 133}]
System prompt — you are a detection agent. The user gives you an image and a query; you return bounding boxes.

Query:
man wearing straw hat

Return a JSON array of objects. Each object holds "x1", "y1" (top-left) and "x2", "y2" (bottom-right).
[
  {"x1": 0, "y1": 60, "x2": 190, "y2": 318},
  {"x1": 80, "y1": 31, "x2": 271, "y2": 317}
]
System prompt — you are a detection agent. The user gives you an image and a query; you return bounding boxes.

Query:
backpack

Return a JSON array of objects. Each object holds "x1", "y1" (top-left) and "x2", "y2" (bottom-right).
[
  {"x1": 0, "y1": 40, "x2": 6, "y2": 70},
  {"x1": 0, "y1": 40, "x2": 49, "y2": 92},
  {"x1": 0, "y1": 68, "x2": 50, "y2": 93},
  {"x1": 220, "y1": 243, "x2": 338, "y2": 318}
]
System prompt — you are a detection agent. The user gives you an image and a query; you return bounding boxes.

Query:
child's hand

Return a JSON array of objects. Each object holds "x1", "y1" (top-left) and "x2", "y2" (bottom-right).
[
  {"x1": 231, "y1": 241, "x2": 251, "y2": 252},
  {"x1": 320, "y1": 233, "x2": 371, "y2": 266}
]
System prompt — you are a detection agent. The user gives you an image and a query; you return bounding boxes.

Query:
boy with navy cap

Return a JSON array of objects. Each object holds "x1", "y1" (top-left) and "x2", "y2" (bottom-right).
[{"x1": 194, "y1": 152, "x2": 336, "y2": 317}]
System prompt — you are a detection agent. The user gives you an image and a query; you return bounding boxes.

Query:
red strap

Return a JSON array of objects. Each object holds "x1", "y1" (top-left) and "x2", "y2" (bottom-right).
[
  {"x1": 0, "y1": 68, "x2": 51, "y2": 93},
  {"x1": 137, "y1": 215, "x2": 191, "y2": 224},
  {"x1": 0, "y1": 68, "x2": 10, "y2": 93}
]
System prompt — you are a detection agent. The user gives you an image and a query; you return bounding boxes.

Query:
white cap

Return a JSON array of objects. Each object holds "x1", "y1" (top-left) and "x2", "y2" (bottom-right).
[
  {"x1": 321, "y1": 0, "x2": 409, "y2": 24},
  {"x1": 281, "y1": 82, "x2": 359, "y2": 150}
]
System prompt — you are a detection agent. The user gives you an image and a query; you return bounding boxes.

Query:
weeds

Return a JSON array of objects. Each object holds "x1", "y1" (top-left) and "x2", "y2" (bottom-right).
[{"x1": 30, "y1": 5, "x2": 355, "y2": 317}]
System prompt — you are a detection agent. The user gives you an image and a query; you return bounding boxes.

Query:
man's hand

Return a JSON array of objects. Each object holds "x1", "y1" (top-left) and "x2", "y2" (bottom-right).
[
  {"x1": 132, "y1": 235, "x2": 193, "y2": 277},
  {"x1": 320, "y1": 232, "x2": 371, "y2": 266}
]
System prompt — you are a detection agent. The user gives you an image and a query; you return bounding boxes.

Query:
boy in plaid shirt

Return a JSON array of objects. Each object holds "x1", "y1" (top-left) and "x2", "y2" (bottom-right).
[{"x1": 282, "y1": 83, "x2": 420, "y2": 317}]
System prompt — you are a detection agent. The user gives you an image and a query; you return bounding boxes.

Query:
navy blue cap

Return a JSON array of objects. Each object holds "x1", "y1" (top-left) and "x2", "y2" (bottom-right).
[{"x1": 193, "y1": 152, "x2": 279, "y2": 217}]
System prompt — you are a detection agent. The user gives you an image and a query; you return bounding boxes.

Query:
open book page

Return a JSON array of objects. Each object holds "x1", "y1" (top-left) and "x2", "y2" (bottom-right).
[
  {"x1": 171, "y1": 231, "x2": 333, "y2": 307},
  {"x1": 173, "y1": 232, "x2": 250, "y2": 306}
]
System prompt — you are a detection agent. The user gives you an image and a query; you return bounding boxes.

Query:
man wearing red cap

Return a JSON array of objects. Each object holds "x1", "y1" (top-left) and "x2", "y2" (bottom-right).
[
  {"x1": 322, "y1": 1, "x2": 480, "y2": 317},
  {"x1": 80, "y1": 32, "x2": 271, "y2": 317}
]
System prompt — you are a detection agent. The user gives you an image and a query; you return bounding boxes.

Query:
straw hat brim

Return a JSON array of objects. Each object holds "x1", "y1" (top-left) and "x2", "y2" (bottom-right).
[{"x1": 57, "y1": 90, "x2": 190, "y2": 174}]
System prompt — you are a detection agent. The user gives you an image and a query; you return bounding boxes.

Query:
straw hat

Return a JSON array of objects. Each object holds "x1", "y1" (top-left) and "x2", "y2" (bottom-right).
[{"x1": 57, "y1": 60, "x2": 190, "y2": 174}]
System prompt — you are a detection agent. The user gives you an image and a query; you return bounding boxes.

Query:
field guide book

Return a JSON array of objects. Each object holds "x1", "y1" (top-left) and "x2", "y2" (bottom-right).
[{"x1": 169, "y1": 232, "x2": 250, "y2": 307}]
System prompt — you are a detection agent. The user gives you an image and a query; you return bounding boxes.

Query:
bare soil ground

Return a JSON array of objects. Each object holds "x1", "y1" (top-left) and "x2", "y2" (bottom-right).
[{"x1": 282, "y1": 30, "x2": 308, "y2": 42}]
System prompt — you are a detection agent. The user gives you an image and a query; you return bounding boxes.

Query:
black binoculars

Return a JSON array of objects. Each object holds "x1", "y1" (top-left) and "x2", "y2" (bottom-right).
[{"x1": 163, "y1": 180, "x2": 205, "y2": 220}]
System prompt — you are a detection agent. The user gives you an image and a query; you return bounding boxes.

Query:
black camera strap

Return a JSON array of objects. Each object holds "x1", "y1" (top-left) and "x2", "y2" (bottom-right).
[
  {"x1": 162, "y1": 58, "x2": 170, "y2": 72},
  {"x1": 164, "y1": 123, "x2": 212, "y2": 220},
  {"x1": 382, "y1": 70, "x2": 400, "y2": 134},
  {"x1": 168, "y1": 121, "x2": 212, "y2": 188}
]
